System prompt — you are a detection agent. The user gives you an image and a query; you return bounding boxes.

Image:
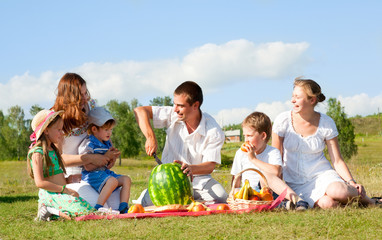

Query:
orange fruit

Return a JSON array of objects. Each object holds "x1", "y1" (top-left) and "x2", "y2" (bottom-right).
[
  {"x1": 128, "y1": 204, "x2": 145, "y2": 213},
  {"x1": 216, "y1": 204, "x2": 230, "y2": 210},
  {"x1": 191, "y1": 204, "x2": 206, "y2": 212},
  {"x1": 240, "y1": 142, "x2": 250, "y2": 152},
  {"x1": 249, "y1": 195, "x2": 260, "y2": 201},
  {"x1": 260, "y1": 187, "x2": 274, "y2": 201}
]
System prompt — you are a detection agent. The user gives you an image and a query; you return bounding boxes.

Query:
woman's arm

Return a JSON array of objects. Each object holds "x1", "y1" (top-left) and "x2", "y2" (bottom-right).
[
  {"x1": 61, "y1": 153, "x2": 109, "y2": 168},
  {"x1": 326, "y1": 137, "x2": 365, "y2": 196},
  {"x1": 326, "y1": 137, "x2": 354, "y2": 182}
]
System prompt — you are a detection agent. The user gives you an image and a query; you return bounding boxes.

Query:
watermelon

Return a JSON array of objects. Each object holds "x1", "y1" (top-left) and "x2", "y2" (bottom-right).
[{"x1": 148, "y1": 163, "x2": 193, "y2": 206}]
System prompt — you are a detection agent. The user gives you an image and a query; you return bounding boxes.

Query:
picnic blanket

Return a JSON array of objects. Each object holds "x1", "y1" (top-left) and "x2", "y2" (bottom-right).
[{"x1": 75, "y1": 188, "x2": 286, "y2": 221}]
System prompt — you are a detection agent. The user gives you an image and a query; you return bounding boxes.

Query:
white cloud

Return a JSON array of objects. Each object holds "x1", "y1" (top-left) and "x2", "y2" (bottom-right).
[
  {"x1": 213, "y1": 101, "x2": 292, "y2": 127},
  {"x1": 213, "y1": 108, "x2": 253, "y2": 127},
  {"x1": 255, "y1": 101, "x2": 293, "y2": 121},
  {"x1": 338, "y1": 93, "x2": 382, "y2": 117},
  {"x1": 0, "y1": 71, "x2": 62, "y2": 114},
  {"x1": 182, "y1": 40, "x2": 310, "y2": 90},
  {"x1": 0, "y1": 39, "x2": 310, "y2": 115}
]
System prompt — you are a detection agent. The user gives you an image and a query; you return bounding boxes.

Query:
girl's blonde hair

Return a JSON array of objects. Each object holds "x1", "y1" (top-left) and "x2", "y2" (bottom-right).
[
  {"x1": 27, "y1": 116, "x2": 66, "y2": 179},
  {"x1": 294, "y1": 77, "x2": 326, "y2": 106}
]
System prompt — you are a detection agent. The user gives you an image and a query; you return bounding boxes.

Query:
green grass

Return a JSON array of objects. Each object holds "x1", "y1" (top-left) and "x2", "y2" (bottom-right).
[{"x1": 1, "y1": 136, "x2": 382, "y2": 239}]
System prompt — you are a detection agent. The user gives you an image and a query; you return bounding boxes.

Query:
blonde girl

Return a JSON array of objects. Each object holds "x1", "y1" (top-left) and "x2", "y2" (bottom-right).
[{"x1": 27, "y1": 109, "x2": 94, "y2": 220}]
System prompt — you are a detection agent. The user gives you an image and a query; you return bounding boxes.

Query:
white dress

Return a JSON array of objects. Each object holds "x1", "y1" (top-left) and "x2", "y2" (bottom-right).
[{"x1": 272, "y1": 111, "x2": 343, "y2": 207}]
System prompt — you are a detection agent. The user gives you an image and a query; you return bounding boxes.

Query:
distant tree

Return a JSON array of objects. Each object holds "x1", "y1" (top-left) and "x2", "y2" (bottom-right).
[
  {"x1": 149, "y1": 96, "x2": 173, "y2": 154},
  {"x1": 0, "y1": 110, "x2": 9, "y2": 160},
  {"x1": 326, "y1": 98, "x2": 357, "y2": 160},
  {"x1": 150, "y1": 96, "x2": 172, "y2": 107},
  {"x1": 106, "y1": 99, "x2": 142, "y2": 158},
  {"x1": 29, "y1": 104, "x2": 44, "y2": 116},
  {"x1": 0, "y1": 106, "x2": 30, "y2": 160}
]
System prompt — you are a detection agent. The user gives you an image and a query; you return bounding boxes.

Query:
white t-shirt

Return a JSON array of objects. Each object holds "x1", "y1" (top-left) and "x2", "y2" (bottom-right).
[
  {"x1": 152, "y1": 106, "x2": 225, "y2": 190},
  {"x1": 230, "y1": 145, "x2": 282, "y2": 189}
]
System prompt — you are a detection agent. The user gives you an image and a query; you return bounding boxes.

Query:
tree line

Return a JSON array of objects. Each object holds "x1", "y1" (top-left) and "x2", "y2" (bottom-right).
[
  {"x1": 0, "y1": 97, "x2": 357, "y2": 161},
  {"x1": 0, "y1": 96, "x2": 172, "y2": 161}
]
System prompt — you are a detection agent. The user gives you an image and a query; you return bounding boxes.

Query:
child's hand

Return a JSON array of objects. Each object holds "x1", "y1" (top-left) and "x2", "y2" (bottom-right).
[
  {"x1": 65, "y1": 187, "x2": 79, "y2": 198},
  {"x1": 105, "y1": 147, "x2": 121, "y2": 169},
  {"x1": 104, "y1": 147, "x2": 120, "y2": 161},
  {"x1": 244, "y1": 143, "x2": 256, "y2": 158}
]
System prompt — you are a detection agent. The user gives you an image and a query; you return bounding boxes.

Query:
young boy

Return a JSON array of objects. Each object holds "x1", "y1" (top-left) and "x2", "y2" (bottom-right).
[
  {"x1": 79, "y1": 107, "x2": 131, "y2": 213},
  {"x1": 231, "y1": 111, "x2": 309, "y2": 210}
]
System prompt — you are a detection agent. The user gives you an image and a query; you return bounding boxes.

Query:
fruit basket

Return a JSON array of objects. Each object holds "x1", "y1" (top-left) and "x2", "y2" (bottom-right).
[{"x1": 227, "y1": 168, "x2": 273, "y2": 210}]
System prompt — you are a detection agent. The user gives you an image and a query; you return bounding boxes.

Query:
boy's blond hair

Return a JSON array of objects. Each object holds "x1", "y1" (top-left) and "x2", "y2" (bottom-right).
[{"x1": 242, "y1": 112, "x2": 272, "y2": 142}]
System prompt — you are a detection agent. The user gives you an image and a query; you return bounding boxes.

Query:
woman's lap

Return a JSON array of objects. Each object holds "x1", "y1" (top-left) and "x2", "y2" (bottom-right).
[
  {"x1": 67, "y1": 181, "x2": 120, "y2": 209},
  {"x1": 287, "y1": 169, "x2": 343, "y2": 207}
]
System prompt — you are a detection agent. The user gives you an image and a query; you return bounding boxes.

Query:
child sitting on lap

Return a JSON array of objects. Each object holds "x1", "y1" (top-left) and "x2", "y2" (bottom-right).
[
  {"x1": 79, "y1": 107, "x2": 131, "y2": 213},
  {"x1": 231, "y1": 111, "x2": 309, "y2": 210}
]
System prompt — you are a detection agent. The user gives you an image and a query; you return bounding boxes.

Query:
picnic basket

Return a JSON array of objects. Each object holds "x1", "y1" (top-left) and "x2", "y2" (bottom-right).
[{"x1": 227, "y1": 168, "x2": 273, "y2": 210}]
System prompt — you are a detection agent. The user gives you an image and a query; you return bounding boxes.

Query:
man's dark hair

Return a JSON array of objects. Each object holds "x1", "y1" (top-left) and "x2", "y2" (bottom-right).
[{"x1": 174, "y1": 81, "x2": 203, "y2": 108}]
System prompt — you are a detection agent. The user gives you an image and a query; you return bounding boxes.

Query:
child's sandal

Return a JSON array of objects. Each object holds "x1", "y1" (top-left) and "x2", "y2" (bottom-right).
[
  {"x1": 372, "y1": 197, "x2": 382, "y2": 206},
  {"x1": 295, "y1": 200, "x2": 309, "y2": 211}
]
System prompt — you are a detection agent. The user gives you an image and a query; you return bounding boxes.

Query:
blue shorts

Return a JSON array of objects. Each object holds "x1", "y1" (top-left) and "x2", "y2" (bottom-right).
[{"x1": 82, "y1": 168, "x2": 121, "y2": 193}]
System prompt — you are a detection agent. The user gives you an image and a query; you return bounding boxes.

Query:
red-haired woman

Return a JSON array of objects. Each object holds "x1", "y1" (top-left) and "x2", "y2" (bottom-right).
[{"x1": 52, "y1": 72, "x2": 121, "y2": 209}]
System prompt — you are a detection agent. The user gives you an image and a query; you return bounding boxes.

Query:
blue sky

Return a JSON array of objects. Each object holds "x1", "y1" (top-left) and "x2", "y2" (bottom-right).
[{"x1": 1, "y1": 1, "x2": 382, "y2": 126}]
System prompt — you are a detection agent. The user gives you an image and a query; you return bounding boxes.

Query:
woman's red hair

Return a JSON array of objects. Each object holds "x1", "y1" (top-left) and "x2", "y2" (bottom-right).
[{"x1": 51, "y1": 73, "x2": 90, "y2": 134}]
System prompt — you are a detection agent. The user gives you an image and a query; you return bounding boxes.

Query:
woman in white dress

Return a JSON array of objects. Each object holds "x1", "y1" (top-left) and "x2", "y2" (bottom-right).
[
  {"x1": 272, "y1": 77, "x2": 378, "y2": 208},
  {"x1": 51, "y1": 73, "x2": 121, "y2": 209}
]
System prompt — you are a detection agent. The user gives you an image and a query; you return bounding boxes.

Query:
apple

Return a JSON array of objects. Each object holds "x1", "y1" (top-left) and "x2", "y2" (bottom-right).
[
  {"x1": 216, "y1": 204, "x2": 230, "y2": 210},
  {"x1": 192, "y1": 204, "x2": 206, "y2": 212}
]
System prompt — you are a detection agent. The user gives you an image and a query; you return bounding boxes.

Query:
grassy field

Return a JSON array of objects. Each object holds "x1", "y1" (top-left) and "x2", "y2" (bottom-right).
[{"x1": 1, "y1": 136, "x2": 382, "y2": 239}]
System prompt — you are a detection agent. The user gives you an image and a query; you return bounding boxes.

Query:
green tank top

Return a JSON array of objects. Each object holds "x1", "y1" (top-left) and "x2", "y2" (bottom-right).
[{"x1": 28, "y1": 147, "x2": 64, "y2": 177}]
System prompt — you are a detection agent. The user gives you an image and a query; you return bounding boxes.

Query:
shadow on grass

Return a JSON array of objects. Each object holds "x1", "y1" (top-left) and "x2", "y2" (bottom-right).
[{"x1": 0, "y1": 195, "x2": 38, "y2": 203}]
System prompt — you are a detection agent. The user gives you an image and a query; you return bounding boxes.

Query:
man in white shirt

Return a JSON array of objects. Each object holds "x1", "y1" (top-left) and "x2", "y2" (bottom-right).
[{"x1": 134, "y1": 81, "x2": 228, "y2": 206}]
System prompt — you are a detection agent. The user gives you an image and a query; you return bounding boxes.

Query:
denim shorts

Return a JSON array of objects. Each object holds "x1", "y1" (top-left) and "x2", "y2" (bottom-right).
[{"x1": 82, "y1": 169, "x2": 121, "y2": 193}]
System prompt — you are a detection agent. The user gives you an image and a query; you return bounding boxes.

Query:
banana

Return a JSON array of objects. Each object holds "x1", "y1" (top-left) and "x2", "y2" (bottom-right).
[
  {"x1": 187, "y1": 196, "x2": 197, "y2": 211},
  {"x1": 187, "y1": 202, "x2": 195, "y2": 211},
  {"x1": 243, "y1": 179, "x2": 250, "y2": 200},
  {"x1": 236, "y1": 182, "x2": 246, "y2": 199},
  {"x1": 248, "y1": 186, "x2": 253, "y2": 198},
  {"x1": 234, "y1": 191, "x2": 240, "y2": 199}
]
